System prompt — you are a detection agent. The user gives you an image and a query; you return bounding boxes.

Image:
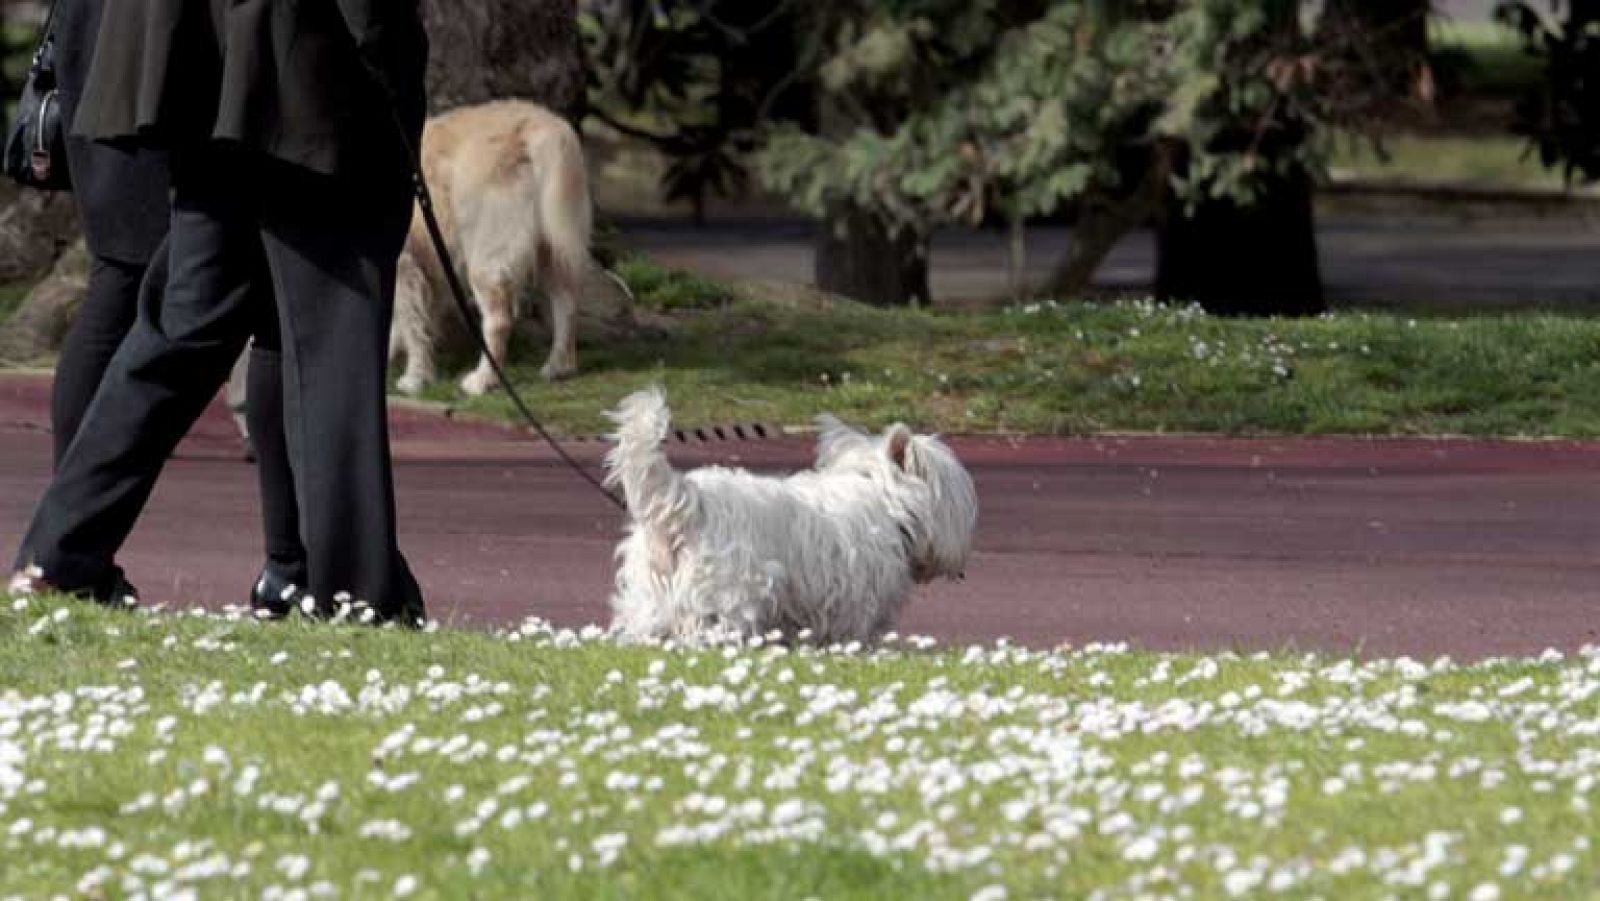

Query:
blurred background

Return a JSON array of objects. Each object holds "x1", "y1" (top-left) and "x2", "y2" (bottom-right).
[{"x1": 4, "y1": 0, "x2": 1598, "y2": 350}]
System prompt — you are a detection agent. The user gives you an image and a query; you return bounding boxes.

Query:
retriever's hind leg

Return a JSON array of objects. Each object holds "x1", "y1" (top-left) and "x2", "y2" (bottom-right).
[
  {"x1": 392, "y1": 253, "x2": 437, "y2": 397},
  {"x1": 539, "y1": 277, "x2": 579, "y2": 381},
  {"x1": 458, "y1": 272, "x2": 517, "y2": 397}
]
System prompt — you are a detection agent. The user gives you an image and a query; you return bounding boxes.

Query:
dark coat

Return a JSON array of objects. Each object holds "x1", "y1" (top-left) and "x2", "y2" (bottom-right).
[
  {"x1": 72, "y1": 0, "x2": 427, "y2": 178},
  {"x1": 55, "y1": 0, "x2": 171, "y2": 265}
]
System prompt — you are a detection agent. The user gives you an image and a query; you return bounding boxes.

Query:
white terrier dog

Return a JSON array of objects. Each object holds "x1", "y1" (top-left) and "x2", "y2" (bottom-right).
[{"x1": 603, "y1": 388, "x2": 978, "y2": 644}]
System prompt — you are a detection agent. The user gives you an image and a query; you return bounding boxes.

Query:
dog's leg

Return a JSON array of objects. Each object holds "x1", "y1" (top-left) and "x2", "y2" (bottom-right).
[
  {"x1": 397, "y1": 331, "x2": 436, "y2": 398},
  {"x1": 459, "y1": 274, "x2": 515, "y2": 397},
  {"x1": 392, "y1": 256, "x2": 437, "y2": 397},
  {"x1": 539, "y1": 277, "x2": 579, "y2": 381}
]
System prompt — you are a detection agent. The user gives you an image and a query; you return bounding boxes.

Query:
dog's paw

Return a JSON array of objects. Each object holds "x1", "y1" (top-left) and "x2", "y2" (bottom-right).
[
  {"x1": 539, "y1": 360, "x2": 577, "y2": 382},
  {"x1": 458, "y1": 369, "x2": 498, "y2": 396},
  {"x1": 395, "y1": 373, "x2": 428, "y2": 397}
]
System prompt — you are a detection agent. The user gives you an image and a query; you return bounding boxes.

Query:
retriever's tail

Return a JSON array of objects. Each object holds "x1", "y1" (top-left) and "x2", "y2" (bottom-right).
[{"x1": 527, "y1": 114, "x2": 593, "y2": 291}]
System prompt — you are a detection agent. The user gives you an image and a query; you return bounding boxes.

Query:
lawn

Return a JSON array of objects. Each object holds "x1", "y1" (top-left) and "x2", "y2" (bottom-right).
[
  {"x1": 433, "y1": 268, "x2": 1600, "y2": 439},
  {"x1": 1326, "y1": 133, "x2": 1565, "y2": 191},
  {"x1": 1429, "y1": 18, "x2": 1546, "y2": 99},
  {"x1": 1323, "y1": 18, "x2": 1573, "y2": 191},
  {"x1": 1, "y1": 596, "x2": 1595, "y2": 898}
]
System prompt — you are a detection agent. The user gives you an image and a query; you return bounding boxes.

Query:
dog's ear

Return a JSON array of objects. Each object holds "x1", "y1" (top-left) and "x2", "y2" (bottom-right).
[{"x1": 886, "y1": 424, "x2": 915, "y2": 471}]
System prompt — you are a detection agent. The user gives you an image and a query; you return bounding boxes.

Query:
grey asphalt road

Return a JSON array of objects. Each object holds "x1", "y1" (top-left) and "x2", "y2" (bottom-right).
[{"x1": 620, "y1": 214, "x2": 1600, "y2": 311}]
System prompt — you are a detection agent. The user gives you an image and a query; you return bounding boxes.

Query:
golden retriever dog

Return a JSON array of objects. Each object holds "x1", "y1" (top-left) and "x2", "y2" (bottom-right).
[{"x1": 391, "y1": 100, "x2": 593, "y2": 396}]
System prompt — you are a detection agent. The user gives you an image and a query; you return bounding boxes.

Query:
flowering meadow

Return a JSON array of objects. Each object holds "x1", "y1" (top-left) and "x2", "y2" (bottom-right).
[{"x1": 2, "y1": 595, "x2": 1597, "y2": 899}]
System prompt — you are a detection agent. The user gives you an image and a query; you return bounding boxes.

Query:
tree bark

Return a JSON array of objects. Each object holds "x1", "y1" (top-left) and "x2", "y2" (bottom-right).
[
  {"x1": 419, "y1": 0, "x2": 585, "y2": 119},
  {"x1": 1154, "y1": 164, "x2": 1324, "y2": 317},
  {"x1": 815, "y1": 204, "x2": 930, "y2": 307},
  {"x1": 1006, "y1": 213, "x2": 1026, "y2": 302},
  {"x1": 1045, "y1": 147, "x2": 1173, "y2": 299},
  {"x1": 810, "y1": 72, "x2": 930, "y2": 307},
  {"x1": 0, "y1": 183, "x2": 79, "y2": 284},
  {"x1": 0, "y1": 237, "x2": 88, "y2": 365}
]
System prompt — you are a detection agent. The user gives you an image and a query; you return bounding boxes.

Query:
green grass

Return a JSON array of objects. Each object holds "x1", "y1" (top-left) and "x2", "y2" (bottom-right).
[
  {"x1": 611, "y1": 254, "x2": 737, "y2": 313},
  {"x1": 1327, "y1": 133, "x2": 1564, "y2": 190},
  {"x1": 1329, "y1": 21, "x2": 1558, "y2": 190},
  {"x1": 1322, "y1": 19, "x2": 1569, "y2": 190},
  {"x1": 1430, "y1": 18, "x2": 1546, "y2": 98},
  {"x1": 1, "y1": 596, "x2": 1595, "y2": 898},
  {"x1": 429, "y1": 281, "x2": 1600, "y2": 439}
]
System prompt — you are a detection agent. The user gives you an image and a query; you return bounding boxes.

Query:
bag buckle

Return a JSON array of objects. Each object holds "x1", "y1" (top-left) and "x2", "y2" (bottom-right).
[{"x1": 30, "y1": 149, "x2": 52, "y2": 182}]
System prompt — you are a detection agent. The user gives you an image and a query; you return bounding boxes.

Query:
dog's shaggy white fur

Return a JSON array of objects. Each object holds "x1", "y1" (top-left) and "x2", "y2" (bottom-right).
[
  {"x1": 603, "y1": 388, "x2": 978, "y2": 644},
  {"x1": 390, "y1": 100, "x2": 592, "y2": 396}
]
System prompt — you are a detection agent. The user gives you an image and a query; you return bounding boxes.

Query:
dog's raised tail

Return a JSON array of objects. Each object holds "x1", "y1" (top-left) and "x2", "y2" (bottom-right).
[{"x1": 605, "y1": 388, "x2": 691, "y2": 523}]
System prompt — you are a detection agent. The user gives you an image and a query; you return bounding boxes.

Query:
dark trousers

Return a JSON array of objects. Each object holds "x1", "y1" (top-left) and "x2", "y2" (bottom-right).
[
  {"x1": 244, "y1": 345, "x2": 305, "y2": 572},
  {"x1": 50, "y1": 243, "x2": 305, "y2": 583},
  {"x1": 51, "y1": 255, "x2": 141, "y2": 466},
  {"x1": 17, "y1": 144, "x2": 422, "y2": 621}
]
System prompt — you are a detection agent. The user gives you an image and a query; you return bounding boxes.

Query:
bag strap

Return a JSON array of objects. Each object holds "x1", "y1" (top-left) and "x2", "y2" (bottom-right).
[
  {"x1": 41, "y1": 0, "x2": 63, "y2": 36},
  {"x1": 30, "y1": 0, "x2": 64, "y2": 64}
]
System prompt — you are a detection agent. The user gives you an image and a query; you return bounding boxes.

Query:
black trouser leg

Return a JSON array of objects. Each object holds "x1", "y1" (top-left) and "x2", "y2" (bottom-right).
[
  {"x1": 14, "y1": 159, "x2": 266, "y2": 592},
  {"x1": 245, "y1": 343, "x2": 305, "y2": 573},
  {"x1": 126, "y1": 231, "x2": 306, "y2": 580},
  {"x1": 50, "y1": 255, "x2": 143, "y2": 466},
  {"x1": 257, "y1": 161, "x2": 423, "y2": 623},
  {"x1": 14, "y1": 146, "x2": 422, "y2": 621}
]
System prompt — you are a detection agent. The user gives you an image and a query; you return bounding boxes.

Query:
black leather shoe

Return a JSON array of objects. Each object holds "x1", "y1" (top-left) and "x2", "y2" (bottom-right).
[
  {"x1": 250, "y1": 564, "x2": 306, "y2": 621},
  {"x1": 9, "y1": 565, "x2": 138, "y2": 609},
  {"x1": 104, "y1": 568, "x2": 140, "y2": 609}
]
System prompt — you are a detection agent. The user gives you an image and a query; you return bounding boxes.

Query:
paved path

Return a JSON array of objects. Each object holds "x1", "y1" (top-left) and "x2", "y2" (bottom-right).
[
  {"x1": 620, "y1": 215, "x2": 1600, "y2": 310},
  {"x1": 2, "y1": 373, "x2": 1598, "y2": 659}
]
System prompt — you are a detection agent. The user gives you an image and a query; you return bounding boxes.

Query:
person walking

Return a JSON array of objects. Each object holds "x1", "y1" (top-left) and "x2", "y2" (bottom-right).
[
  {"x1": 43, "y1": 0, "x2": 310, "y2": 617},
  {"x1": 10, "y1": 0, "x2": 427, "y2": 624}
]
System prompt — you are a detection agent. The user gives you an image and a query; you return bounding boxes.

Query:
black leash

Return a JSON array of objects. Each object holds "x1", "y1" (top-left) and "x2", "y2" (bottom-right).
[{"x1": 376, "y1": 80, "x2": 626, "y2": 511}]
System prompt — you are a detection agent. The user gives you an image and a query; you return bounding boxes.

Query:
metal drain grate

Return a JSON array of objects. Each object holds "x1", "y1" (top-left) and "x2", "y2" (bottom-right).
[
  {"x1": 672, "y1": 422, "x2": 774, "y2": 444},
  {"x1": 551, "y1": 422, "x2": 780, "y2": 444}
]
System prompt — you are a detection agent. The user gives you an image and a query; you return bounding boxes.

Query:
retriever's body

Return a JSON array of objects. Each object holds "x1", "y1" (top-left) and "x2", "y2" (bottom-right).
[{"x1": 391, "y1": 100, "x2": 593, "y2": 395}]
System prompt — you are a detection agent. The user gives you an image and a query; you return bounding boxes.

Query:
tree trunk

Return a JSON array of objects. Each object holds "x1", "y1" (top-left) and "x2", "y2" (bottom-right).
[
  {"x1": 1154, "y1": 164, "x2": 1324, "y2": 317},
  {"x1": 1006, "y1": 213, "x2": 1026, "y2": 302},
  {"x1": 0, "y1": 183, "x2": 79, "y2": 284},
  {"x1": 1045, "y1": 147, "x2": 1173, "y2": 299},
  {"x1": 419, "y1": 0, "x2": 585, "y2": 119},
  {"x1": 814, "y1": 204, "x2": 930, "y2": 307},
  {"x1": 1156, "y1": 1, "x2": 1324, "y2": 317},
  {"x1": 810, "y1": 71, "x2": 929, "y2": 307},
  {"x1": 0, "y1": 237, "x2": 88, "y2": 365}
]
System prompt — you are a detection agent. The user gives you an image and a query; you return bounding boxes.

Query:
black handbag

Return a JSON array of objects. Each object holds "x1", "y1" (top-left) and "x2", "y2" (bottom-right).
[{"x1": 4, "y1": 0, "x2": 71, "y2": 191}]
